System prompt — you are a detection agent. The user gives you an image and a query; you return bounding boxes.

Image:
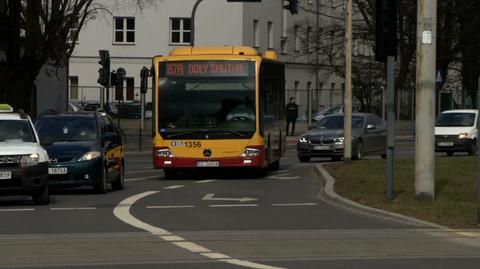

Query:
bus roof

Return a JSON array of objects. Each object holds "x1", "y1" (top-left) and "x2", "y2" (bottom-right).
[{"x1": 169, "y1": 46, "x2": 260, "y2": 57}]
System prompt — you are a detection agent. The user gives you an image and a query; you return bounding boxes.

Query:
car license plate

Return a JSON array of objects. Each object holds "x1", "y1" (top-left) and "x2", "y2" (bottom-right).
[
  {"x1": 437, "y1": 142, "x2": 454, "y2": 147},
  {"x1": 48, "y1": 167, "x2": 68, "y2": 175},
  {"x1": 0, "y1": 171, "x2": 12, "y2": 180},
  {"x1": 314, "y1": 145, "x2": 330, "y2": 150},
  {"x1": 196, "y1": 161, "x2": 220, "y2": 167}
]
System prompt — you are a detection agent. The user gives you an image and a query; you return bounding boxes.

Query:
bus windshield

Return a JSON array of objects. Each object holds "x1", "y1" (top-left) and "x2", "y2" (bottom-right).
[{"x1": 158, "y1": 61, "x2": 256, "y2": 139}]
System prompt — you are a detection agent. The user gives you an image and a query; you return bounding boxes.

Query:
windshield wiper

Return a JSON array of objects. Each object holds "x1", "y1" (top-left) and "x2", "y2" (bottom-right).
[
  {"x1": 166, "y1": 130, "x2": 208, "y2": 138},
  {"x1": 215, "y1": 129, "x2": 247, "y2": 137}
]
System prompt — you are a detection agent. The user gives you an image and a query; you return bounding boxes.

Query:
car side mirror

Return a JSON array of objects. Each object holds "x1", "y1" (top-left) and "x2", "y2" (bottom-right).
[
  {"x1": 367, "y1": 124, "x2": 376, "y2": 130},
  {"x1": 102, "y1": 132, "x2": 119, "y2": 145}
]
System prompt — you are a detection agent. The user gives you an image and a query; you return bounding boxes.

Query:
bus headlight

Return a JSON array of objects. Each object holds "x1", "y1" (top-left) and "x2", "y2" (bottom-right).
[
  {"x1": 458, "y1": 133, "x2": 468, "y2": 139},
  {"x1": 20, "y1": 153, "x2": 39, "y2": 167},
  {"x1": 241, "y1": 148, "x2": 262, "y2": 157},
  {"x1": 155, "y1": 149, "x2": 175, "y2": 158}
]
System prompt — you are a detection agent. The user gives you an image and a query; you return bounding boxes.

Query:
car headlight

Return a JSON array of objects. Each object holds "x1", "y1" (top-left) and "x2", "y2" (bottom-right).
[
  {"x1": 299, "y1": 137, "x2": 308, "y2": 143},
  {"x1": 334, "y1": 137, "x2": 345, "y2": 145},
  {"x1": 458, "y1": 133, "x2": 468, "y2": 139},
  {"x1": 20, "y1": 153, "x2": 39, "y2": 167},
  {"x1": 78, "y1": 151, "x2": 101, "y2": 162},
  {"x1": 154, "y1": 149, "x2": 175, "y2": 158},
  {"x1": 240, "y1": 148, "x2": 262, "y2": 157}
]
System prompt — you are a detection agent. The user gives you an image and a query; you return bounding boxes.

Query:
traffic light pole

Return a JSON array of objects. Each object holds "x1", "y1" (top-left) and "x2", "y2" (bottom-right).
[
  {"x1": 415, "y1": 0, "x2": 437, "y2": 201},
  {"x1": 343, "y1": 0, "x2": 353, "y2": 163},
  {"x1": 386, "y1": 56, "x2": 396, "y2": 200}
]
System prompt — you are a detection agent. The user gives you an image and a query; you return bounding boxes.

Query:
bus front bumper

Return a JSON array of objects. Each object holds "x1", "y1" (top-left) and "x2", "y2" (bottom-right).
[{"x1": 153, "y1": 155, "x2": 264, "y2": 169}]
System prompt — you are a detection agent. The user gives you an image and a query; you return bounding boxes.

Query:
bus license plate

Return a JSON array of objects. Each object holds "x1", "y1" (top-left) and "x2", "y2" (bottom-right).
[
  {"x1": 0, "y1": 171, "x2": 12, "y2": 180},
  {"x1": 196, "y1": 161, "x2": 220, "y2": 167},
  {"x1": 48, "y1": 167, "x2": 68, "y2": 175}
]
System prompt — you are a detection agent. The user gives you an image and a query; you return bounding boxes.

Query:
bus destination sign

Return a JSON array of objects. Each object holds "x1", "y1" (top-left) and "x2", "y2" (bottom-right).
[{"x1": 162, "y1": 61, "x2": 251, "y2": 77}]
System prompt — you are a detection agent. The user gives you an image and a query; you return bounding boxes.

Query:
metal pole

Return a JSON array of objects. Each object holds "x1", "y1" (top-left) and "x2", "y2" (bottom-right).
[
  {"x1": 308, "y1": 86, "x2": 312, "y2": 127},
  {"x1": 343, "y1": 0, "x2": 352, "y2": 163},
  {"x1": 190, "y1": 0, "x2": 204, "y2": 46},
  {"x1": 386, "y1": 56, "x2": 396, "y2": 200},
  {"x1": 139, "y1": 93, "x2": 145, "y2": 152},
  {"x1": 477, "y1": 75, "x2": 480, "y2": 224},
  {"x1": 415, "y1": 0, "x2": 437, "y2": 201}
]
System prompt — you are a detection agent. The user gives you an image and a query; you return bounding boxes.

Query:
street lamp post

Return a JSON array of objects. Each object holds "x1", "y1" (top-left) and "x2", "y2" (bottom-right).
[{"x1": 190, "y1": 0, "x2": 204, "y2": 47}]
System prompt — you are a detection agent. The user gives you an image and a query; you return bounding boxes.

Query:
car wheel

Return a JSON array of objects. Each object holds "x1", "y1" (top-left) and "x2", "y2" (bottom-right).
[
  {"x1": 94, "y1": 166, "x2": 108, "y2": 194},
  {"x1": 32, "y1": 185, "x2": 49, "y2": 205},
  {"x1": 446, "y1": 151, "x2": 454, "y2": 157},
  {"x1": 163, "y1": 169, "x2": 177, "y2": 179},
  {"x1": 468, "y1": 140, "x2": 477, "y2": 156},
  {"x1": 352, "y1": 140, "x2": 364, "y2": 160},
  {"x1": 298, "y1": 156, "x2": 311, "y2": 162},
  {"x1": 111, "y1": 162, "x2": 125, "y2": 190},
  {"x1": 331, "y1": 156, "x2": 342, "y2": 161}
]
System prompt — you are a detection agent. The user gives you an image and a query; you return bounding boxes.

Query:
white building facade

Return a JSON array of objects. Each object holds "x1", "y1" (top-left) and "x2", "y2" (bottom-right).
[{"x1": 69, "y1": 0, "x2": 343, "y2": 114}]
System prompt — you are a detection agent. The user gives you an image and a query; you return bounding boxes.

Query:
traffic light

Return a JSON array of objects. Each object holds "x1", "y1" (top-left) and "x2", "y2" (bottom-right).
[
  {"x1": 284, "y1": 0, "x2": 298, "y2": 15},
  {"x1": 97, "y1": 50, "x2": 110, "y2": 86},
  {"x1": 140, "y1": 66, "x2": 150, "y2": 94},
  {"x1": 375, "y1": 0, "x2": 397, "y2": 63}
]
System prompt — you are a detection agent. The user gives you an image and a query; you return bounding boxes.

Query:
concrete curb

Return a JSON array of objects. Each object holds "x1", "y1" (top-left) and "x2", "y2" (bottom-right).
[{"x1": 315, "y1": 163, "x2": 450, "y2": 230}]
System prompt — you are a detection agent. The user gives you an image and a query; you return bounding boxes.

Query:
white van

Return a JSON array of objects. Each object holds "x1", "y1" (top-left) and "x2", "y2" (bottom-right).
[{"x1": 435, "y1": 109, "x2": 478, "y2": 156}]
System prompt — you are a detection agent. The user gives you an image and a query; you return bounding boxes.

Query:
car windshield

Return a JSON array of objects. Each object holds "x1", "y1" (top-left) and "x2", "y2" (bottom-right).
[
  {"x1": 0, "y1": 120, "x2": 36, "y2": 143},
  {"x1": 316, "y1": 115, "x2": 365, "y2": 129},
  {"x1": 435, "y1": 112, "x2": 476, "y2": 127},
  {"x1": 35, "y1": 116, "x2": 98, "y2": 142}
]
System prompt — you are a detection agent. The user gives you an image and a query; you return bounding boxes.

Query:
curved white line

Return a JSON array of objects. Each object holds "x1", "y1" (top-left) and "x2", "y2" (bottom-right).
[{"x1": 113, "y1": 191, "x2": 287, "y2": 269}]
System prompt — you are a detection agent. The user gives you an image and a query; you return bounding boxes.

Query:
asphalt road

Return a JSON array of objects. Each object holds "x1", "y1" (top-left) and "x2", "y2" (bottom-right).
[{"x1": 1, "y1": 142, "x2": 480, "y2": 269}]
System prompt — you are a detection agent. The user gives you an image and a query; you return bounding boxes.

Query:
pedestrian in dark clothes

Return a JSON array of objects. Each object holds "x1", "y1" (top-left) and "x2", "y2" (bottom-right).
[{"x1": 286, "y1": 97, "x2": 299, "y2": 136}]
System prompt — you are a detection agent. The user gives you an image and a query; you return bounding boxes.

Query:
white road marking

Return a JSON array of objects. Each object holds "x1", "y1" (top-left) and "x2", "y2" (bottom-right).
[
  {"x1": 0, "y1": 208, "x2": 35, "y2": 212},
  {"x1": 113, "y1": 191, "x2": 286, "y2": 269},
  {"x1": 147, "y1": 205, "x2": 195, "y2": 209},
  {"x1": 125, "y1": 175, "x2": 161, "y2": 182},
  {"x1": 172, "y1": 241, "x2": 211, "y2": 253},
  {"x1": 272, "y1": 203, "x2": 317, "y2": 207},
  {"x1": 50, "y1": 207, "x2": 97, "y2": 211},
  {"x1": 160, "y1": 235, "x2": 186, "y2": 242},
  {"x1": 209, "y1": 204, "x2": 259, "y2": 208},
  {"x1": 195, "y1": 179, "x2": 217, "y2": 184},
  {"x1": 267, "y1": 174, "x2": 301, "y2": 180},
  {"x1": 202, "y1": 193, "x2": 257, "y2": 203},
  {"x1": 269, "y1": 170, "x2": 289, "y2": 174},
  {"x1": 163, "y1": 185, "x2": 185, "y2": 190},
  {"x1": 113, "y1": 191, "x2": 170, "y2": 236}
]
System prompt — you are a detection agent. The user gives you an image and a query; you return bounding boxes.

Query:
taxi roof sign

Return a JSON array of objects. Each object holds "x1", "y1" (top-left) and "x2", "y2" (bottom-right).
[{"x1": 0, "y1": 104, "x2": 13, "y2": 112}]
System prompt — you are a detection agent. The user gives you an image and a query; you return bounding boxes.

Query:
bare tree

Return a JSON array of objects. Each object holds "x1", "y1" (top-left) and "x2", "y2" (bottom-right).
[{"x1": 0, "y1": 0, "x2": 156, "y2": 116}]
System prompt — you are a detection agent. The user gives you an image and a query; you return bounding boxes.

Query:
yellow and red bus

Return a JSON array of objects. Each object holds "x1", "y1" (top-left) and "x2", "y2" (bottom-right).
[{"x1": 151, "y1": 46, "x2": 285, "y2": 178}]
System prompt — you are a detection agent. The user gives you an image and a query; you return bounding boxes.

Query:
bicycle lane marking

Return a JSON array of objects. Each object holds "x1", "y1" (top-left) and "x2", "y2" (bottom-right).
[{"x1": 113, "y1": 191, "x2": 287, "y2": 269}]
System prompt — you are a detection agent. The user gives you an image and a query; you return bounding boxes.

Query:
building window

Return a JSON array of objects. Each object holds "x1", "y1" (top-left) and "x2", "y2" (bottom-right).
[
  {"x1": 253, "y1": 19, "x2": 260, "y2": 48},
  {"x1": 306, "y1": 26, "x2": 312, "y2": 52},
  {"x1": 281, "y1": 39, "x2": 287, "y2": 54},
  {"x1": 69, "y1": 76, "x2": 78, "y2": 100},
  {"x1": 267, "y1": 21, "x2": 274, "y2": 49},
  {"x1": 67, "y1": 27, "x2": 79, "y2": 44},
  {"x1": 126, "y1": 78, "x2": 134, "y2": 101},
  {"x1": 294, "y1": 25, "x2": 300, "y2": 52},
  {"x1": 170, "y1": 18, "x2": 191, "y2": 45},
  {"x1": 114, "y1": 17, "x2": 135, "y2": 44}
]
